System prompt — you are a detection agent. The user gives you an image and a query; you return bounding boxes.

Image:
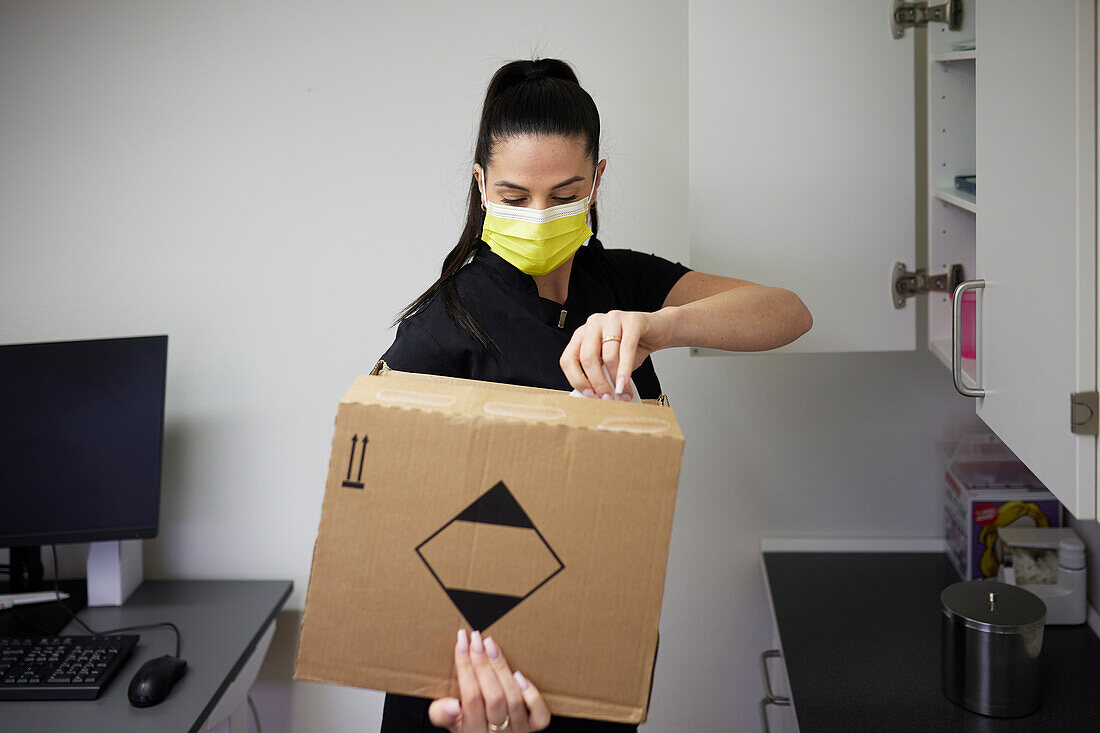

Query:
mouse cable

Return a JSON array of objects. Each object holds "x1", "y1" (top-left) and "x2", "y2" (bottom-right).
[
  {"x1": 48, "y1": 545, "x2": 181, "y2": 658},
  {"x1": 248, "y1": 692, "x2": 264, "y2": 733}
]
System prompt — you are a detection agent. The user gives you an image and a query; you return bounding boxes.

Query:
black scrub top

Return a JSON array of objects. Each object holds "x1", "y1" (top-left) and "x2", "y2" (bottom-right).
[
  {"x1": 381, "y1": 238, "x2": 690, "y2": 399},
  {"x1": 378, "y1": 236, "x2": 690, "y2": 733}
]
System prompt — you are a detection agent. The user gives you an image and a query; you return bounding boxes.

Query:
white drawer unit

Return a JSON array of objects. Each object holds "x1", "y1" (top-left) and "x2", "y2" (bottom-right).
[{"x1": 760, "y1": 553, "x2": 800, "y2": 733}]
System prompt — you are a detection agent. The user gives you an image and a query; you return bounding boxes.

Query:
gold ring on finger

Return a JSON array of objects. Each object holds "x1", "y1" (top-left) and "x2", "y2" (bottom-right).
[
  {"x1": 601, "y1": 336, "x2": 621, "y2": 344},
  {"x1": 488, "y1": 714, "x2": 510, "y2": 731}
]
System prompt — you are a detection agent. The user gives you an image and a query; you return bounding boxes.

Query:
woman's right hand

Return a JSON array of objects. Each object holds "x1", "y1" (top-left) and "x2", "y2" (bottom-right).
[{"x1": 428, "y1": 630, "x2": 551, "y2": 733}]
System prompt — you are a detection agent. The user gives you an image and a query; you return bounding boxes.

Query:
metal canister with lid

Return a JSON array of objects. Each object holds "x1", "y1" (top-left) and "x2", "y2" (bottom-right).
[{"x1": 941, "y1": 580, "x2": 1046, "y2": 717}]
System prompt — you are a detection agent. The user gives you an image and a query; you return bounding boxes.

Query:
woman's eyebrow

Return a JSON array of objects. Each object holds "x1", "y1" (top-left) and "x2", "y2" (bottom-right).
[{"x1": 494, "y1": 176, "x2": 585, "y2": 192}]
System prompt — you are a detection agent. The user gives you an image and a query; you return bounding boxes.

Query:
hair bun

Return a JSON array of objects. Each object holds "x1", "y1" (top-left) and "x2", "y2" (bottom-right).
[{"x1": 524, "y1": 67, "x2": 551, "y2": 82}]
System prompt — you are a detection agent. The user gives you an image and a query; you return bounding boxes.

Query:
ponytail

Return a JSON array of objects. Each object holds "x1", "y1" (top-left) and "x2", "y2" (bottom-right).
[{"x1": 394, "y1": 58, "x2": 602, "y2": 349}]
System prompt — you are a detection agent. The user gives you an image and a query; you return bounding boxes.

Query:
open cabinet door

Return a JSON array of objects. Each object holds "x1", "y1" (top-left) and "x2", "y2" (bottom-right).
[
  {"x1": 689, "y1": 0, "x2": 917, "y2": 352},
  {"x1": 975, "y1": 0, "x2": 1096, "y2": 518}
]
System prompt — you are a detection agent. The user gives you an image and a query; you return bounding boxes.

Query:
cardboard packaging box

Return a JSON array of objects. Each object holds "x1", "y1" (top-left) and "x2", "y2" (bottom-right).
[
  {"x1": 943, "y1": 434, "x2": 1063, "y2": 581},
  {"x1": 294, "y1": 364, "x2": 684, "y2": 724}
]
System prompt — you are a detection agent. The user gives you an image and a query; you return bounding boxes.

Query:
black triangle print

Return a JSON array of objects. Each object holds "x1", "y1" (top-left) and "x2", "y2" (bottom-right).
[
  {"x1": 445, "y1": 588, "x2": 524, "y2": 631},
  {"x1": 453, "y1": 481, "x2": 535, "y2": 529}
]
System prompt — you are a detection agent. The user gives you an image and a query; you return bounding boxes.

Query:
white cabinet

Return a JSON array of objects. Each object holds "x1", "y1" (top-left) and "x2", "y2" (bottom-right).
[
  {"x1": 690, "y1": 0, "x2": 917, "y2": 353},
  {"x1": 690, "y1": 0, "x2": 1098, "y2": 518},
  {"x1": 972, "y1": 0, "x2": 1097, "y2": 519},
  {"x1": 926, "y1": 6, "x2": 976, "y2": 374}
]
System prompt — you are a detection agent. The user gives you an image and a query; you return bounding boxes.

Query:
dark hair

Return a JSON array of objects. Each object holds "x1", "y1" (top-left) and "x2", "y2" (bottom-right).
[{"x1": 394, "y1": 58, "x2": 602, "y2": 349}]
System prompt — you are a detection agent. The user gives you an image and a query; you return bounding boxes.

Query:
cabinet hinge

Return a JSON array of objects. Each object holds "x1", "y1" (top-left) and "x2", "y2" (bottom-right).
[
  {"x1": 891, "y1": 0, "x2": 963, "y2": 39},
  {"x1": 1071, "y1": 391, "x2": 1099, "y2": 435},
  {"x1": 891, "y1": 262, "x2": 964, "y2": 309}
]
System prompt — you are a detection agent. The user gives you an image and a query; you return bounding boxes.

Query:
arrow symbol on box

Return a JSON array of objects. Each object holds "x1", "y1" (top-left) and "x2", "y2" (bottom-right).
[
  {"x1": 345, "y1": 435, "x2": 358, "y2": 481},
  {"x1": 357, "y1": 435, "x2": 368, "y2": 481},
  {"x1": 342, "y1": 435, "x2": 365, "y2": 489}
]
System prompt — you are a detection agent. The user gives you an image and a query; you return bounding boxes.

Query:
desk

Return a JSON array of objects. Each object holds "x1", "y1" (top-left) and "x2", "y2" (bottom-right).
[
  {"x1": 3, "y1": 579, "x2": 292, "y2": 733},
  {"x1": 763, "y1": 552, "x2": 1100, "y2": 732}
]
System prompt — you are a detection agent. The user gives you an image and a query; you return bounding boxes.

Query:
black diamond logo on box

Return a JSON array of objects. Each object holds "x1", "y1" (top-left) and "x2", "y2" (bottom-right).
[{"x1": 416, "y1": 481, "x2": 565, "y2": 631}]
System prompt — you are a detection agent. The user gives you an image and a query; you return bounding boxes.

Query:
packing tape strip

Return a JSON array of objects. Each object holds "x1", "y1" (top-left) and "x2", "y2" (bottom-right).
[
  {"x1": 596, "y1": 417, "x2": 670, "y2": 434},
  {"x1": 374, "y1": 389, "x2": 458, "y2": 408},
  {"x1": 483, "y1": 402, "x2": 567, "y2": 421}
]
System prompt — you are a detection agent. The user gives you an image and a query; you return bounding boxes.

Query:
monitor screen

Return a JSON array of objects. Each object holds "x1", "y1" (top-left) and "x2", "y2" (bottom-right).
[{"x1": 0, "y1": 335, "x2": 167, "y2": 546}]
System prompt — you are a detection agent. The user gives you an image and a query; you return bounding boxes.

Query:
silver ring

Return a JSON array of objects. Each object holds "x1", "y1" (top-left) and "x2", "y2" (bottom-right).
[{"x1": 488, "y1": 714, "x2": 510, "y2": 731}]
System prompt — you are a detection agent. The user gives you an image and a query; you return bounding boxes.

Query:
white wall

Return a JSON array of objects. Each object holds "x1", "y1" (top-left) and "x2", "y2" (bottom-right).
[{"x1": 1, "y1": 2, "x2": 985, "y2": 731}]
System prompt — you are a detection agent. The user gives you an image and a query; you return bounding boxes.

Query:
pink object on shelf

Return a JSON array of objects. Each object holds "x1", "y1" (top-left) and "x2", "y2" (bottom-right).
[
  {"x1": 951, "y1": 289, "x2": 977, "y2": 360},
  {"x1": 960, "y1": 290, "x2": 976, "y2": 360}
]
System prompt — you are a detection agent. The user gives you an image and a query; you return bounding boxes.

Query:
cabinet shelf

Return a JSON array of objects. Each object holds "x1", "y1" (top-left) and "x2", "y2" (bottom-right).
[
  {"x1": 929, "y1": 337, "x2": 952, "y2": 371},
  {"x1": 929, "y1": 337, "x2": 979, "y2": 386},
  {"x1": 932, "y1": 50, "x2": 977, "y2": 63},
  {"x1": 927, "y1": 22, "x2": 976, "y2": 381},
  {"x1": 933, "y1": 187, "x2": 976, "y2": 213}
]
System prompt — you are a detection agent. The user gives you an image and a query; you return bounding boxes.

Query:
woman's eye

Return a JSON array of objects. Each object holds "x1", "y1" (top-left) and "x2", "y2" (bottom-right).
[
  {"x1": 501, "y1": 197, "x2": 526, "y2": 205},
  {"x1": 553, "y1": 196, "x2": 578, "y2": 203}
]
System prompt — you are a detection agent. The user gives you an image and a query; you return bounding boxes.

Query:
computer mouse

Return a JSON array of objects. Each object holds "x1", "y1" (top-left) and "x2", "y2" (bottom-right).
[{"x1": 127, "y1": 655, "x2": 187, "y2": 707}]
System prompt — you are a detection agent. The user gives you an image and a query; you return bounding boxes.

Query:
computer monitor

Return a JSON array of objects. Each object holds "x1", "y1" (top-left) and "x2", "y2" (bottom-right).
[{"x1": 0, "y1": 335, "x2": 167, "y2": 548}]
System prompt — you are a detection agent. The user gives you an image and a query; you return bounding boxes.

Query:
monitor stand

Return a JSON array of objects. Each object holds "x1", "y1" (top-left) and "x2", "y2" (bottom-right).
[
  {"x1": 86, "y1": 540, "x2": 143, "y2": 607},
  {"x1": 0, "y1": 545, "x2": 87, "y2": 635},
  {"x1": 7, "y1": 546, "x2": 45, "y2": 592},
  {"x1": 0, "y1": 540, "x2": 143, "y2": 635}
]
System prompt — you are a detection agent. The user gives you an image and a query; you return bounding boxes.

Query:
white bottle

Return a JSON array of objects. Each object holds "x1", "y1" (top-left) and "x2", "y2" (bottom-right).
[{"x1": 1055, "y1": 536, "x2": 1087, "y2": 625}]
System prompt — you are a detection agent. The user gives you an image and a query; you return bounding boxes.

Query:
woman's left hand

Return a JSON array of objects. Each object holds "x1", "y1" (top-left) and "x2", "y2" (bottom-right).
[
  {"x1": 559, "y1": 309, "x2": 676, "y2": 401},
  {"x1": 428, "y1": 630, "x2": 551, "y2": 733}
]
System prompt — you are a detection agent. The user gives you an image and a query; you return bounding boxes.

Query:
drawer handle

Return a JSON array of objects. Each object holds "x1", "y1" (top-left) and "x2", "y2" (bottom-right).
[
  {"x1": 760, "y1": 695, "x2": 792, "y2": 733},
  {"x1": 952, "y1": 279, "x2": 986, "y2": 398},
  {"x1": 760, "y1": 649, "x2": 791, "y2": 704}
]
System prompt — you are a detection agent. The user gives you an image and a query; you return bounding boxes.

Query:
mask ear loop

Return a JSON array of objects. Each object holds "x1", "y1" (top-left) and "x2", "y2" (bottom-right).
[
  {"x1": 585, "y1": 169, "x2": 598, "y2": 237},
  {"x1": 477, "y1": 166, "x2": 487, "y2": 212}
]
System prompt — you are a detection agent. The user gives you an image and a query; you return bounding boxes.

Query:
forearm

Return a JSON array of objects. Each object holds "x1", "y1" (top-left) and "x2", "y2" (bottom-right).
[{"x1": 658, "y1": 285, "x2": 812, "y2": 352}]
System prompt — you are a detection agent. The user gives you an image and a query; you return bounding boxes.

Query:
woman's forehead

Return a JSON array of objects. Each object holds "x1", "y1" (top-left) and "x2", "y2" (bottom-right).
[{"x1": 487, "y1": 134, "x2": 591, "y2": 184}]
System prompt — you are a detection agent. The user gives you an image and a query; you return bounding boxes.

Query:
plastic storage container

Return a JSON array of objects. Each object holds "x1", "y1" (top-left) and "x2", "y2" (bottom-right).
[{"x1": 943, "y1": 434, "x2": 1063, "y2": 580}]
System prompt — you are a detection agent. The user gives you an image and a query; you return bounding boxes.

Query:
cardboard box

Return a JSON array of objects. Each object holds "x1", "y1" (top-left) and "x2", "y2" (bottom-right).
[{"x1": 294, "y1": 364, "x2": 684, "y2": 723}]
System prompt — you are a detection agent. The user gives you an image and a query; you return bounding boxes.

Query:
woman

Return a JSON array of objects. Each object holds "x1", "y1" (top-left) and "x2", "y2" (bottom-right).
[{"x1": 379, "y1": 58, "x2": 812, "y2": 733}]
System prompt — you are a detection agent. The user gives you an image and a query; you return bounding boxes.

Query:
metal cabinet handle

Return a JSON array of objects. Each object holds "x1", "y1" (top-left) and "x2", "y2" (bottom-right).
[
  {"x1": 760, "y1": 650, "x2": 792, "y2": 732},
  {"x1": 760, "y1": 649, "x2": 791, "y2": 703},
  {"x1": 952, "y1": 279, "x2": 986, "y2": 398},
  {"x1": 760, "y1": 695, "x2": 793, "y2": 733}
]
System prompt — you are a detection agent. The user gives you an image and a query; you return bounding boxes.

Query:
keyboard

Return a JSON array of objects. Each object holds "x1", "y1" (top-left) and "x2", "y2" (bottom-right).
[{"x1": 0, "y1": 635, "x2": 138, "y2": 700}]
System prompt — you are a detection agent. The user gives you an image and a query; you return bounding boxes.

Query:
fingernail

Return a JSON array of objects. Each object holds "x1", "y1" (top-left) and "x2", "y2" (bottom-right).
[
  {"x1": 457, "y1": 629, "x2": 468, "y2": 652},
  {"x1": 615, "y1": 376, "x2": 625, "y2": 395},
  {"x1": 582, "y1": 388, "x2": 596, "y2": 399},
  {"x1": 471, "y1": 629, "x2": 484, "y2": 654},
  {"x1": 514, "y1": 670, "x2": 530, "y2": 690},
  {"x1": 484, "y1": 636, "x2": 500, "y2": 660},
  {"x1": 444, "y1": 698, "x2": 461, "y2": 715},
  {"x1": 601, "y1": 392, "x2": 612, "y2": 401}
]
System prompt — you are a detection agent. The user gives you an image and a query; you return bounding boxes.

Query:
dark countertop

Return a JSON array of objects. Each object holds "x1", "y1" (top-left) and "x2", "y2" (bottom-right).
[{"x1": 763, "y1": 552, "x2": 1100, "y2": 732}]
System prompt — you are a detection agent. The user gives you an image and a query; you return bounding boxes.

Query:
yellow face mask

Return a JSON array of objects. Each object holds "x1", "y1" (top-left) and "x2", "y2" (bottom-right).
[{"x1": 479, "y1": 172, "x2": 596, "y2": 276}]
